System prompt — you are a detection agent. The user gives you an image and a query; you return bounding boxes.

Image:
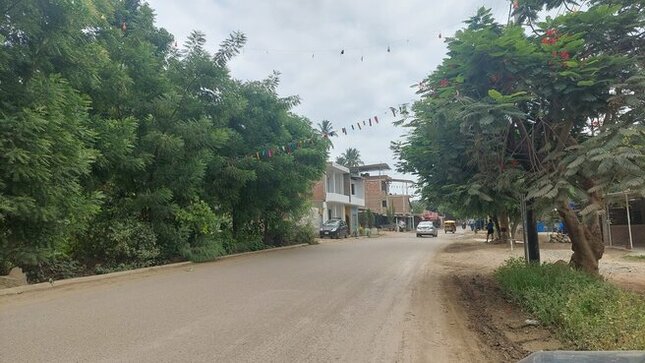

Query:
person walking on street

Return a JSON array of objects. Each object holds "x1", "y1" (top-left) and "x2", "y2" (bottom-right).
[{"x1": 485, "y1": 219, "x2": 494, "y2": 243}]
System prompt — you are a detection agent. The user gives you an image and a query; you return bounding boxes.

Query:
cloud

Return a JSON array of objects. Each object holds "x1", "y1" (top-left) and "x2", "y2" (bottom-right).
[{"x1": 146, "y1": 0, "x2": 513, "y2": 196}]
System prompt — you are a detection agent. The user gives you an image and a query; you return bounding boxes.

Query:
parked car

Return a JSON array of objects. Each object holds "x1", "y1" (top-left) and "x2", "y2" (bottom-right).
[
  {"x1": 319, "y1": 218, "x2": 349, "y2": 239},
  {"x1": 416, "y1": 221, "x2": 438, "y2": 237}
]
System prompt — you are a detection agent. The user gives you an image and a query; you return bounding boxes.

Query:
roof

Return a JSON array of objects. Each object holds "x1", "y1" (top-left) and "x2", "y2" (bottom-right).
[
  {"x1": 350, "y1": 163, "x2": 391, "y2": 173},
  {"x1": 327, "y1": 162, "x2": 350, "y2": 174}
]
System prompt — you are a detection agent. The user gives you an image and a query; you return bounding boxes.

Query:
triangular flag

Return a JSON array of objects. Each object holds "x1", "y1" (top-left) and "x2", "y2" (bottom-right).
[
  {"x1": 374, "y1": 116, "x2": 379, "y2": 124},
  {"x1": 357, "y1": 123, "x2": 362, "y2": 130},
  {"x1": 351, "y1": 125, "x2": 355, "y2": 130},
  {"x1": 369, "y1": 118, "x2": 372, "y2": 126},
  {"x1": 363, "y1": 120, "x2": 366, "y2": 126},
  {"x1": 342, "y1": 128, "x2": 347, "y2": 135}
]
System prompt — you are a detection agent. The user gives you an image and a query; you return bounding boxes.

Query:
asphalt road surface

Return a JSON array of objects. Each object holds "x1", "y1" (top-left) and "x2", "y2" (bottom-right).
[{"x1": 0, "y1": 232, "x2": 484, "y2": 362}]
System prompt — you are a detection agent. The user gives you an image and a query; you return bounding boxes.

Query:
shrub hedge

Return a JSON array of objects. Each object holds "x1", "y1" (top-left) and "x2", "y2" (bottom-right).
[{"x1": 494, "y1": 258, "x2": 645, "y2": 350}]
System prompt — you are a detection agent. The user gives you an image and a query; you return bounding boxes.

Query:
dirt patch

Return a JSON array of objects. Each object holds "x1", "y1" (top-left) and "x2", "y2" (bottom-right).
[
  {"x1": 442, "y1": 242, "x2": 485, "y2": 254},
  {"x1": 448, "y1": 273, "x2": 565, "y2": 362}
]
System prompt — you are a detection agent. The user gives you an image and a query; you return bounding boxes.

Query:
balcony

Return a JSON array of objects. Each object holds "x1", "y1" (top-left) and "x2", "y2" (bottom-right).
[
  {"x1": 349, "y1": 196, "x2": 365, "y2": 207},
  {"x1": 326, "y1": 192, "x2": 350, "y2": 204}
]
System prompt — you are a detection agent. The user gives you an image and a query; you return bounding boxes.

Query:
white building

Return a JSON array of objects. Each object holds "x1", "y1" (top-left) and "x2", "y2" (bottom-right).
[{"x1": 311, "y1": 163, "x2": 365, "y2": 234}]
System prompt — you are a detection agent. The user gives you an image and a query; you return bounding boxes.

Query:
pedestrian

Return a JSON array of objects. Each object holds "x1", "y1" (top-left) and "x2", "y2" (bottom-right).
[{"x1": 485, "y1": 219, "x2": 494, "y2": 243}]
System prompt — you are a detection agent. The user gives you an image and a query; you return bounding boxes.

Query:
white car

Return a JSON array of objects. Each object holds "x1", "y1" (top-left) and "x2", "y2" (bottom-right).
[{"x1": 416, "y1": 221, "x2": 438, "y2": 237}]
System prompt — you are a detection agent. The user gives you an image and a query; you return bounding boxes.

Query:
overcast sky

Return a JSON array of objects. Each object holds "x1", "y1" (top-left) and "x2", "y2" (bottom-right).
[{"x1": 146, "y1": 0, "x2": 511, "y2": 196}]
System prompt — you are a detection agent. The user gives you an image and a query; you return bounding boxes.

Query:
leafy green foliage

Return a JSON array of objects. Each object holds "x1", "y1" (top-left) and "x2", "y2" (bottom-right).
[
  {"x1": 395, "y1": 2, "x2": 644, "y2": 270},
  {"x1": 495, "y1": 258, "x2": 645, "y2": 350},
  {"x1": 0, "y1": 0, "x2": 326, "y2": 276},
  {"x1": 336, "y1": 147, "x2": 363, "y2": 168},
  {"x1": 71, "y1": 217, "x2": 159, "y2": 267}
]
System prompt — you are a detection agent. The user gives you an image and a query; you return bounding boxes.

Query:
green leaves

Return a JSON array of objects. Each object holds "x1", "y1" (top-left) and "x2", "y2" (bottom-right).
[
  {"x1": 0, "y1": 1, "x2": 326, "y2": 270},
  {"x1": 397, "y1": 0, "x2": 644, "y2": 228}
]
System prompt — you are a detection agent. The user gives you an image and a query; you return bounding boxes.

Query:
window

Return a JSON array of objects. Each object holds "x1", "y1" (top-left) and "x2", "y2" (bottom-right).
[
  {"x1": 382, "y1": 200, "x2": 387, "y2": 208},
  {"x1": 351, "y1": 183, "x2": 355, "y2": 195},
  {"x1": 381, "y1": 181, "x2": 387, "y2": 192}
]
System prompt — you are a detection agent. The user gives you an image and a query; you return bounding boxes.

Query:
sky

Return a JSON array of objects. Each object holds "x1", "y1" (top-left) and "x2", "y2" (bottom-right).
[{"x1": 146, "y1": 0, "x2": 512, "y2": 196}]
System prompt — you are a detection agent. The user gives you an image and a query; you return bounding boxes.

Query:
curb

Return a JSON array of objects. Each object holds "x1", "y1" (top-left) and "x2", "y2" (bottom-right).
[{"x1": 0, "y1": 243, "x2": 309, "y2": 298}]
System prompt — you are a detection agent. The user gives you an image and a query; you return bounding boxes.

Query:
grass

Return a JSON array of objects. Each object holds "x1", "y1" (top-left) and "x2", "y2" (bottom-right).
[
  {"x1": 494, "y1": 258, "x2": 645, "y2": 350},
  {"x1": 624, "y1": 255, "x2": 645, "y2": 261}
]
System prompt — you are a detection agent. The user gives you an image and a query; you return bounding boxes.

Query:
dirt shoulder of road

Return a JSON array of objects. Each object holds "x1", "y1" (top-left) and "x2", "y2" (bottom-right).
[{"x1": 434, "y1": 232, "x2": 645, "y2": 362}]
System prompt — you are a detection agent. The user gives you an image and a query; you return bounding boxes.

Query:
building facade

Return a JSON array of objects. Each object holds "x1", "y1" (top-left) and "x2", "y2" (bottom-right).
[
  {"x1": 311, "y1": 163, "x2": 365, "y2": 234},
  {"x1": 357, "y1": 165, "x2": 414, "y2": 229}
]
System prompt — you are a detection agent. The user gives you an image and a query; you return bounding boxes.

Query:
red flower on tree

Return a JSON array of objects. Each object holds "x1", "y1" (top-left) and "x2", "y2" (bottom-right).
[
  {"x1": 559, "y1": 51, "x2": 570, "y2": 60},
  {"x1": 439, "y1": 79, "x2": 449, "y2": 87}
]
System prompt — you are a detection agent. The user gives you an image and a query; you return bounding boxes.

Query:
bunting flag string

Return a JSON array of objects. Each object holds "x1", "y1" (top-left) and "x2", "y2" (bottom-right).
[
  {"x1": 235, "y1": 32, "x2": 446, "y2": 63},
  {"x1": 247, "y1": 101, "x2": 412, "y2": 161}
]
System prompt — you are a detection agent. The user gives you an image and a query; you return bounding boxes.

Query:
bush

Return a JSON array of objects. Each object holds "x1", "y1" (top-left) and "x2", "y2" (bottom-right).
[
  {"x1": 72, "y1": 217, "x2": 160, "y2": 267},
  {"x1": 22, "y1": 253, "x2": 88, "y2": 283},
  {"x1": 291, "y1": 223, "x2": 317, "y2": 245},
  {"x1": 495, "y1": 258, "x2": 645, "y2": 350},
  {"x1": 179, "y1": 237, "x2": 225, "y2": 263}
]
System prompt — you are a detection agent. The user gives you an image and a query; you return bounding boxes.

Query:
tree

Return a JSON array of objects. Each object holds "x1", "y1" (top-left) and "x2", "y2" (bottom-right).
[
  {"x1": 0, "y1": 0, "x2": 110, "y2": 272},
  {"x1": 395, "y1": 2, "x2": 644, "y2": 273},
  {"x1": 336, "y1": 147, "x2": 364, "y2": 168},
  {"x1": 317, "y1": 119, "x2": 336, "y2": 149},
  {"x1": 386, "y1": 204, "x2": 396, "y2": 224},
  {"x1": 0, "y1": 0, "x2": 328, "y2": 272},
  {"x1": 410, "y1": 200, "x2": 426, "y2": 215}
]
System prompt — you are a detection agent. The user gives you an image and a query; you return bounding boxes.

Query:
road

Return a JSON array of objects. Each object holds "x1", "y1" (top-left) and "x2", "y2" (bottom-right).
[{"x1": 0, "y1": 232, "x2": 485, "y2": 362}]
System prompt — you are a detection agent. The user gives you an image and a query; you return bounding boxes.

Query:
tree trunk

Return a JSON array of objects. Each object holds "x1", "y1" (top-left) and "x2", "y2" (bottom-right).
[
  {"x1": 510, "y1": 214, "x2": 521, "y2": 242},
  {"x1": 557, "y1": 201, "x2": 604, "y2": 274},
  {"x1": 493, "y1": 215, "x2": 501, "y2": 241},
  {"x1": 497, "y1": 210, "x2": 511, "y2": 244}
]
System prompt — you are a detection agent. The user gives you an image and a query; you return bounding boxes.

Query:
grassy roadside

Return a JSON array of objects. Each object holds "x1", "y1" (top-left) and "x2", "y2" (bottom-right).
[
  {"x1": 624, "y1": 255, "x2": 645, "y2": 261},
  {"x1": 494, "y1": 258, "x2": 645, "y2": 350}
]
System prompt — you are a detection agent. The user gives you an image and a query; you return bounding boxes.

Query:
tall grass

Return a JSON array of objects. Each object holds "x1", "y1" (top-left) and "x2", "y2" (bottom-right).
[{"x1": 495, "y1": 258, "x2": 645, "y2": 350}]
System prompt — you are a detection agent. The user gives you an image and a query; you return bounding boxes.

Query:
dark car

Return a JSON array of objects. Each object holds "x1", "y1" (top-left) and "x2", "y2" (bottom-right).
[{"x1": 319, "y1": 218, "x2": 349, "y2": 239}]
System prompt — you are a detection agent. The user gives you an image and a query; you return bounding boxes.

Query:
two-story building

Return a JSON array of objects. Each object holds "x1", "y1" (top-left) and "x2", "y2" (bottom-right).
[{"x1": 311, "y1": 163, "x2": 365, "y2": 234}]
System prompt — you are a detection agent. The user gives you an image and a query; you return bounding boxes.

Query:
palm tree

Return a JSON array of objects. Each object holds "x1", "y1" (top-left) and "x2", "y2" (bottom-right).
[
  {"x1": 336, "y1": 147, "x2": 363, "y2": 168},
  {"x1": 317, "y1": 119, "x2": 336, "y2": 149}
]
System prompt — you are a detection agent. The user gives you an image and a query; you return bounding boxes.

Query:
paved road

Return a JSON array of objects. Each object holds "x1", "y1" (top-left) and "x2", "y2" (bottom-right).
[{"x1": 0, "y1": 232, "x2": 481, "y2": 362}]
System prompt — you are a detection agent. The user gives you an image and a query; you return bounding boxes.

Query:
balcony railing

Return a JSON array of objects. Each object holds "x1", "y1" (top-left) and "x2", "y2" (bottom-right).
[{"x1": 326, "y1": 192, "x2": 350, "y2": 204}]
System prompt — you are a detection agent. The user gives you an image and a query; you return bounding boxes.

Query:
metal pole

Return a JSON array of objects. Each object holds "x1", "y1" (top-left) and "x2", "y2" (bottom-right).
[
  {"x1": 521, "y1": 198, "x2": 529, "y2": 262},
  {"x1": 625, "y1": 193, "x2": 633, "y2": 250},
  {"x1": 606, "y1": 201, "x2": 613, "y2": 247}
]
